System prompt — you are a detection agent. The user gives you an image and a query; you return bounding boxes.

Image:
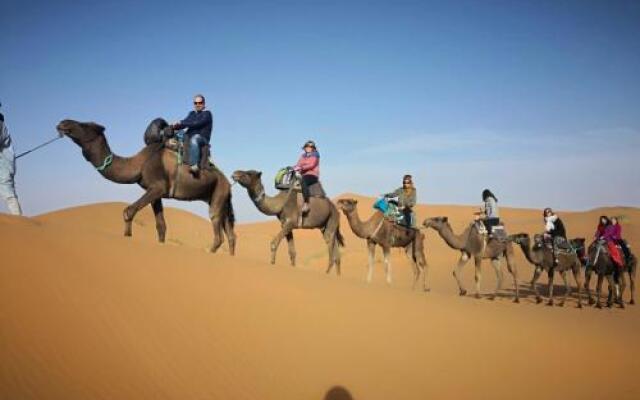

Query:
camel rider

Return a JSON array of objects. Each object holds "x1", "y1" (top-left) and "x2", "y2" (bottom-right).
[
  {"x1": 384, "y1": 174, "x2": 417, "y2": 227},
  {"x1": 172, "y1": 94, "x2": 212, "y2": 174},
  {"x1": 594, "y1": 216, "x2": 625, "y2": 268},
  {"x1": 293, "y1": 140, "x2": 320, "y2": 214},
  {"x1": 610, "y1": 216, "x2": 631, "y2": 265},
  {"x1": 475, "y1": 189, "x2": 499, "y2": 235},
  {"x1": 0, "y1": 102, "x2": 22, "y2": 215},
  {"x1": 543, "y1": 207, "x2": 567, "y2": 266}
]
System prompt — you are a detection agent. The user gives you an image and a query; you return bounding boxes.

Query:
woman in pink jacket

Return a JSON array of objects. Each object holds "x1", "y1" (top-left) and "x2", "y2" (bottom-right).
[{"x1": 293, "y1": 140, "x2": 320, "y2": 214}]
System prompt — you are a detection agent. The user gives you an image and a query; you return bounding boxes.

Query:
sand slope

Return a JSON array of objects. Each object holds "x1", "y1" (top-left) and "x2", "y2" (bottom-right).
[{"x1": 1, "y1": 198, "x2": 639, "y2": 399}]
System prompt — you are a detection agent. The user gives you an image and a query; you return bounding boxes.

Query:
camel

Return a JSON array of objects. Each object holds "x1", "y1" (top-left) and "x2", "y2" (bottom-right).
[
  {"x1": 56, "y1": 119, "x2": 236, "y2": 254},
  {"x1": 231, "y1": 170, "x2": 343, "y2": 274},
  {"x1": 510, "y1": 233, "x2": 584, "y2": 307},
  {"x1": 423, "y1": 217, "x2": 519, "y2": 302},
  {"x1": 585, "y1": 240, "x2": 637, "y2": 308},
  {"x1": 335, "y1": 199, "x2": 427, "y2": 288}
]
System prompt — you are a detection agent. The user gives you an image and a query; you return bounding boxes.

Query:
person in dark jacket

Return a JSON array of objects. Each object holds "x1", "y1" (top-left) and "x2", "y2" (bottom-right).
[
  {"x1": 172, "y1": 94, "x2": 213, "y2": 174},
  {"x1": 477, "y1": 189, "x2": 499, "y2": 234},
  {"x1": 543, "y1": 207, "x2": 567, "y2": 266}
]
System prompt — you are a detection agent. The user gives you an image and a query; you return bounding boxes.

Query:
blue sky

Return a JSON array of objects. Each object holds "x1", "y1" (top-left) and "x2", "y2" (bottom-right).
[{"x1": 1, "y1": 0, "x2": 639, "y2": 221}]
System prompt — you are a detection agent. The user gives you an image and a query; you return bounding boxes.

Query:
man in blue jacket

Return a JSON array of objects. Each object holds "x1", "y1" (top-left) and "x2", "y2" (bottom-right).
[{"x1": 173, "y1": 94, "x2": 213, "y2": 174}]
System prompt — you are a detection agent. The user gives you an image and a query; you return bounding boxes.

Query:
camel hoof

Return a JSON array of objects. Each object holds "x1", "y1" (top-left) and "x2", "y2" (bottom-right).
[
  {"x1": 547, "y1": 300, "x2": 554, "y2": 307},
  {"x1": 513, "y1": 298, "x2": 520, "y2": 304},
  {"x1": 558, "y1": 302, "x2": 565, "y2": 307},
  {"x1": 630, "y1": 299, "x2": 635, "y2": 305},
  {"x1": 474, "y1": 293, "x2": 481, "y2": 300},
  {"x1": 588, "y1": 298, "x2": 596, "y2": 305},
  {"x1": 536, "y1": 297, "x2": 543, "y2": 304},
  {"x1": 459, "y1": 289, "x2": 467, "y2": 296},
  {"x1": 596, "y1": 303, "x2": 602, "y2": 309},
  {"x1": 489, "y1": 295, "x2": 496, "y2": 301},
  {"x1": 607, "y1": 302, "x2": 613, "y2": 308},
  {"x1": 620, "y1": 303, "x2": 626, "y2": 309},
  {"x1": 577, "y1": 303, "x2": 583, "y2": 309}
]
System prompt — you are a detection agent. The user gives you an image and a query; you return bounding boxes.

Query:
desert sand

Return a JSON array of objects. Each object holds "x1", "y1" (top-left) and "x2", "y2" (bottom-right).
[{"x1": 1, "y1": 195, "x2": 639, "y2": 399}]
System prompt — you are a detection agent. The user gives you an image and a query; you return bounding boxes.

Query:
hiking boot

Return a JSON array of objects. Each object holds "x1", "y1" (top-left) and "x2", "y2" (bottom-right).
[{"x1": 301, "y1": 202, "x2": 310, "y2": 214}]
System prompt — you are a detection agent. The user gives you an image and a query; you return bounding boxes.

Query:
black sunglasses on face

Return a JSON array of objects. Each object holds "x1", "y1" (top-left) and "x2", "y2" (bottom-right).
[{"x1": 194, "y1": 101, "x2": 204, "y2": 105}]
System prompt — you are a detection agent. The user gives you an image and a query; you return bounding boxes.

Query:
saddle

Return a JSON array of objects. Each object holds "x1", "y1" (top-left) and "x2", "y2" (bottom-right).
[
  {"x1": 143, "y1": 118, "x2": 215, "y2": 172},
  {"x1": 274, "y1": 167, "x2": 326, "y2": 198},
  {"x1": 373, "y1": 197, "x2": 413, "y2": 227},
  {"x1": 164, "y1": 138, "x2": 215, "y2": 171},
  {"x1": 474, "y1": 221, "x2": 508, "y2": 242}
]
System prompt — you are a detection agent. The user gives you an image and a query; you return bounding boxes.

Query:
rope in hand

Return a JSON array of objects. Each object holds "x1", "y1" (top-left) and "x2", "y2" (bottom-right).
[{"x1": 15, "y1": 135, "x2": 63, "y2": 159}]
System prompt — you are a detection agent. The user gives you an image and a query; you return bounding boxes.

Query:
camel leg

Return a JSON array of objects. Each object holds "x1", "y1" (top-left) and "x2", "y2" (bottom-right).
[
  {"x1": 332, "y1": 238, "x2": 341, "y2": 276},
  {"x1": 123, "y1": 187, "x2": 164, "y2": 238},
  {"x1": 270, "y1": 221, "x2": 294, "y2": 265},
  {"x1": 454, "y1": 252, "x2": 470, "y2": 296},
  {"x1": 606, "y1": 274, "x2": 617, "y2": 308},
  {"x1": 323, "y1": 228, "x2": 336, "y2": 275},
  {"x1": 286, "y1": 231, "x2": 296, "y2": 267},
  {"x1": 223, "y1": 218, "x2": 236, "y2": 256},
  {"x1": 595, "y1": 274, "x2": 604, "y2": 309},
  {"x1": 629, "y1": 270, "x2": 636, "y2": 305},
  {"x1": 151, "y1": 199, "x2": 166, "y2": 243},
  {"x1": 531, "y1": 267, "x2": 543, "y2": 304},
  {"x1": 505, "y1": 250, "x2": 520, "y2": 303},
  {"x1": 406, "y1": 244, "x2": 420, "y2": 290},
  {"x1": 559, "y1": 270, "x2": 570, "y2": 307},
  {"x1": 383, "y1": 246, "x2": 392, "y2": 285},
  {"x1": 366, "y1": 240, "x2": 376, "y2": 283},
  {"x1": 490, "y1": 258, "x2": 503, "y2": 300},
  {"x1": 618, "y1": 272, "x2": 627, "y2": 308},
  {"x1": 547, "y1": 269, "x2": 555, "y2": 306},
  {"x1": 585, "y1": 268, "x2": 595, "y2": 305},
  {"x1": 473, "y1": 256, "x2": 482, "y2": 299},
  {"x1": 572, "y1": 264, "x2": 584, "y2": 309}
]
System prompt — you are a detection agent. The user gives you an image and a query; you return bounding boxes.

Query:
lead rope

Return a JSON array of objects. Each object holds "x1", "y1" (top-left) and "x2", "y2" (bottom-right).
[{"x1": 16, "y1": 136, "x2": 63, "y2": 159}]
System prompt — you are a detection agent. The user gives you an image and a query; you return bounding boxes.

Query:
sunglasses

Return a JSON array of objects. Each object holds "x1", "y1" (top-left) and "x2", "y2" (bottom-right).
[
  {"x1": 194, "y1": 101, "x2": 204, "y2": 105},
  {"x1": 403, "y1": 181, "x2": 412, "y2": 184}
]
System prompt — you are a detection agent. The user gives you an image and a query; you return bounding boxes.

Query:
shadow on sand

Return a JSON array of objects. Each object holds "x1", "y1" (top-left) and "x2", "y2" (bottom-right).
[{"x1": 324, "y1": 385, "x2": 354, "y2": 400}]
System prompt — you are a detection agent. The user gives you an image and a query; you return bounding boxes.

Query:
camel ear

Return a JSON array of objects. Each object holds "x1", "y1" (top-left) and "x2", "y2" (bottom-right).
[
  {"x1": 442, "y1": 217, "x2": 448, "y2": 223},
  {"x1": 257, "y1": 171, "x2": 262, "y2": 178}
]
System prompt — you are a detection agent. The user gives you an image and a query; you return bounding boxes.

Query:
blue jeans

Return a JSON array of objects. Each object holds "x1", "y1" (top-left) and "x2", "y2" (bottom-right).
[{"x1": 188, "y1": 134, "x2": 207, "y2": 167}]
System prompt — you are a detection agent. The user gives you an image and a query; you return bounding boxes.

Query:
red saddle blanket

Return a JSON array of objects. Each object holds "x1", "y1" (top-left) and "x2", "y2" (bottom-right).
[{"x1": 607, "y1": 241, "x2": 625, "y2": 268}]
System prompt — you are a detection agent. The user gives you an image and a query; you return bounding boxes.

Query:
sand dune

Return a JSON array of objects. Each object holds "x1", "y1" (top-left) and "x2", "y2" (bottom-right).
[{"x1": 1, "y1": 197, "x2": 639, "y2": 399}]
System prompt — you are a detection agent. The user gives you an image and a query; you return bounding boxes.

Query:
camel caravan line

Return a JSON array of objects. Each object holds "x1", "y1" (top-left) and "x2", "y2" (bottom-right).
[{"x1": 56, "y1": 119, "x2": 637, "y2": 310}]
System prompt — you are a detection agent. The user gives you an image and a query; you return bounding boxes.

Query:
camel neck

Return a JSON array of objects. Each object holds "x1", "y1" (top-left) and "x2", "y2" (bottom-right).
[
  {"x1": 345, "y1": 208, "x2": 383, "y2": 239},
  {"x1": 436, "y1": 223, "x2": 470, "y2": 250},
  {"x1": 81, "y1": 136, "x2": 145, "y2": 184},
  {"x1": 247, "y1": 181, "x2": 289, "y2": 216},
  {"x1": 518, "y1": 239, "x2": 542, "y2": 265}
]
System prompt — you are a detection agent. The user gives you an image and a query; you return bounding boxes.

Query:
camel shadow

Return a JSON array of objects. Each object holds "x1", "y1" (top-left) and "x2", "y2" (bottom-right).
[{"x1": 324, "y1": 385, "x2": 354, "y2": 400}]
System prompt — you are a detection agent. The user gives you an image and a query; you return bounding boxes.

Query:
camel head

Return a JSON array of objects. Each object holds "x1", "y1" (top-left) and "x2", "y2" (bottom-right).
[
  {"x1": 57, "y1": 119, "x2": 106, "y2": 146},
  {"x1": 231, "y1": 170, "x2": 263, "y2": 190},
  {"x1": 336, "y1": 198, "x2": 358, "y2": 214},
  {"x1": 509, "y1": 233, "x2": 530, "y2": 245},
  {"x1": 422, "y1": 216, "x2": 449, "y2": 230}
]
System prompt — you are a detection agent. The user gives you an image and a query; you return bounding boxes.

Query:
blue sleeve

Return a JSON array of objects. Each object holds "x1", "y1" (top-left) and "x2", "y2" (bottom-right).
[{"x1": 181, "y1": 111, "x2": 211, "y2": 129}]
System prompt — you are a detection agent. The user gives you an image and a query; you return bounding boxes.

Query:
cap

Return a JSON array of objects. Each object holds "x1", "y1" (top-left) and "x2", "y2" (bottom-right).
[{"x1": 302, "y1": 140, "x2": 316, "y2": 149}]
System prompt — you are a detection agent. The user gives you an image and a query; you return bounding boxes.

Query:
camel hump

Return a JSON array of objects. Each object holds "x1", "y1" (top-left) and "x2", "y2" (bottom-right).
[{"x1": 144, "y1": 118, "x2": 170, "y2": 145}]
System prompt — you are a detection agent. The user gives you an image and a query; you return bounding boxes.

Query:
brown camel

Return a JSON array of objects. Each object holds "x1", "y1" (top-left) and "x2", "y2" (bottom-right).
[
  {"x1": 585, "y1": 240, "x2": 637, "y2": 308},
  {"x1": 510, "y1": 233, "x2": 584, "y2": 307},
  {"x1": 423, "y1": 217, "x2": 519, "y2": 302},
  {"x1": 231, "y1": 170, "x2": 343, "y2": 274},
  {"x1": 336, "y1": 199, "x2": 427, "y2": 289},
  {"x1": 56, "y1": 119, "x2": 236, "y2": 254}
]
